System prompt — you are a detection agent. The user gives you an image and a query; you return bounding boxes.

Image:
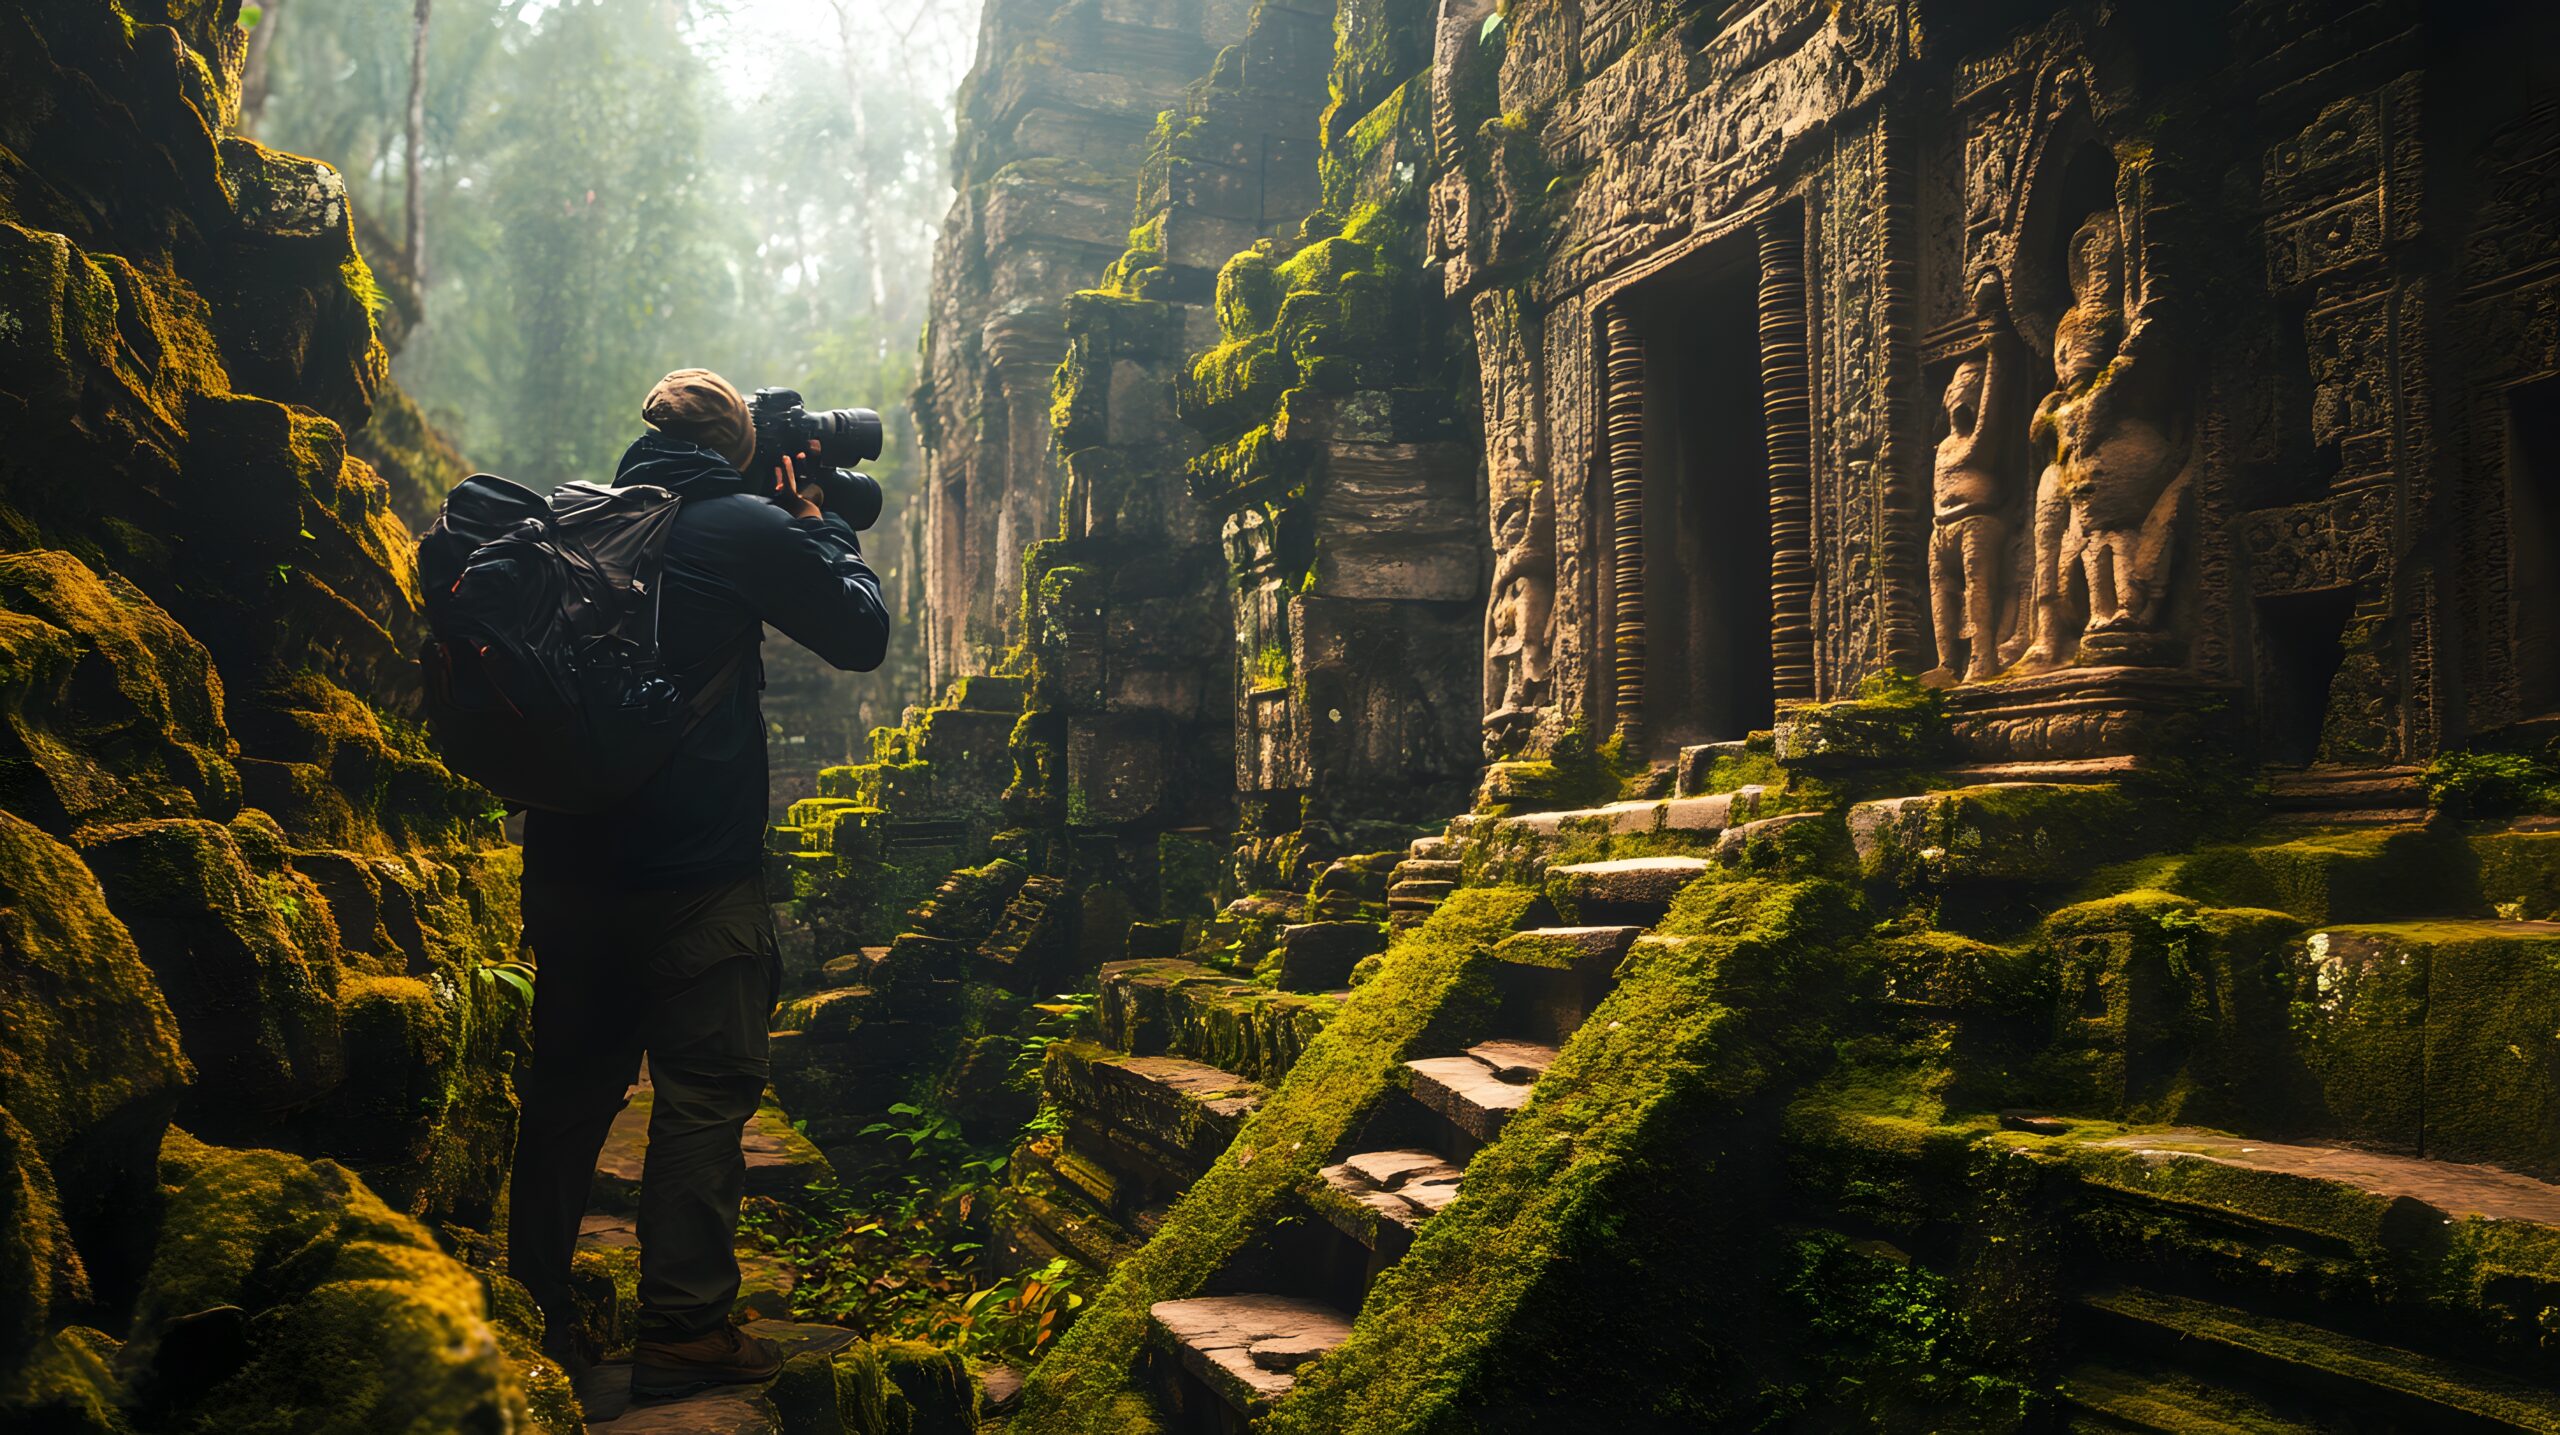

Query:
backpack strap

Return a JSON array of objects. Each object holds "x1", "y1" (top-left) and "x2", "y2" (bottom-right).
[{"x1": 679, "y1": 636, "x2": 756, "y2": 735}]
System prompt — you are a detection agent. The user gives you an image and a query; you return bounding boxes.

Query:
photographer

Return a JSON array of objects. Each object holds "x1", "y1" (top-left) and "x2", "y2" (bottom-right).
[{"x1": 507, "y1": 369, "x2": 889, "y2": 1398}]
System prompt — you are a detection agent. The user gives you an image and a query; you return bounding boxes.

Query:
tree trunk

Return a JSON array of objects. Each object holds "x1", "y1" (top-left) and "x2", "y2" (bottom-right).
[
  {"x1": 238, "y1": 0, "x2": 286, "y2": 134},
  {"x1": 405, "y1": 0, "x2": 433, "y2": 282},
  {"x1": 828, "y1": 0, "x2": 889, "y2": 329}
]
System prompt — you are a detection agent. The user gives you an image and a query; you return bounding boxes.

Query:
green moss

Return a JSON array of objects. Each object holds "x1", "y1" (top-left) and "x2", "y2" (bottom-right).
[
  {"x1": 1012, "y1": 888, "x2": 1543, "y2": 1431},
  {"x1": 0, "y1": 550, "x2": 242, "y2": 832},
  {"x1": 0, "y1": 811, "x2": 190, "y2": 1160},
  {"x1": 0, "y1": 1323, "x2": 128, "y2": 1432},
  {"x1": 1775, "y1": 1231, "x2": 2044, "y2": 1431},
  {"x1": 132, "y1": 1139, "x2": 561, "y2": 1432},
  {"x1": 2426, "y1": 748, "x2": 2560, "y2": 819},
  {"x1": 1270, "y1": 879, "x2": 1865, "y2": 1431}
]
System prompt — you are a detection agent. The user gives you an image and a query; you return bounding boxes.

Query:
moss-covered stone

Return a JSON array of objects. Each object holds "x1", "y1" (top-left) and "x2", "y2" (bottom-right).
[
  {"x1": 132, "y1": 1134, "x2": 565, "y2": 1433},
  {"x1": 1012, "y1": 887, "x2": 1540, "y2": 1431},
  {"x1": 0, "y1": 551, "x2": 241, "y2": 834},
  {"x1": 1271, "y1": 880, "x2": 1866, "y2": 1432}
]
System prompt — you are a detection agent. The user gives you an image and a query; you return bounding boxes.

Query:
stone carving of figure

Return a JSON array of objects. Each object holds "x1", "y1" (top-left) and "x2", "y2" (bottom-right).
[
  {"x1": 1923, "y1": 344, "x2": 2012, "y2": 686},
  {"x1": 2016, "y1": 209, "x2": 2195, "y2": 672},
  {"x1": 1483, "y1": 488, "x2": 1554, "y2": 754}
]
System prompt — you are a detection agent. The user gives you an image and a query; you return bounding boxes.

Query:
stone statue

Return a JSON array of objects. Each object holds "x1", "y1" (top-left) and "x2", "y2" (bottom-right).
[
  {"x1": 1483, "y1": 487, "x2": 1554, "y2": 754},
  {"x1": 2016, "y1": 209, "x2": 2195, "y2": 673},
  {"x1": 1923, "y1": 345, "x2": 2013, "y2": 686}
]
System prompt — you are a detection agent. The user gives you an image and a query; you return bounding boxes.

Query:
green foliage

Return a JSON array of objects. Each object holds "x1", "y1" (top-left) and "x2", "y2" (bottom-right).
[
  {"x1": 1775, "y1": 1232, "x2": 2042, "y2": 1432},
  {"x1": 743, "y1": 1097, "x2": 1090, "y2": 1366},
  {"x1": 2426, "y1": 748, "x2": 2560, "y2": 817}
]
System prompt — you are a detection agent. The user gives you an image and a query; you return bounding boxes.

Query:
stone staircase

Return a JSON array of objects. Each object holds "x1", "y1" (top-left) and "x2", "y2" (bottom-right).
[
  {"x1": 2265, "y1": 764, "x2": 2431, "y2": 828},
  {"x1": 1384, "y1": 836, "x2": 1459, "y2": 929},
  {"x1": 1002, "y1": 956, "x2": 1350, "y2": 1278},
  {"x1": 1144, "y1": 885, "x2": 1677, "y2": 1426},
  {"x1": 2039, "y1": 1126, "x2": 2560, "y2": 1433}
]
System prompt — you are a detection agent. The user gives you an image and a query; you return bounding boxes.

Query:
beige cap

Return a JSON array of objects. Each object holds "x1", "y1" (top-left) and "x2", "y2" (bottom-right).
[{"x1": 642, "y1": 368, "x2": 755, "y2": 474}]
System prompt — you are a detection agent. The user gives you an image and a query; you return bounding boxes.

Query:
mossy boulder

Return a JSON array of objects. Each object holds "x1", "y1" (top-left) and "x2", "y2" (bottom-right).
[
  {"x1": 0, "y1": 551, "x2": 241, "y2": 835},
  {"x1": 130, "y1": 1133, "x2": 566, "y2": 1433},
  {"x1": 0, "y1": 811, "x2": 191, "y2": 1327},
  {"x1": 77, "y1": 817, "x2": 345, "y2": 1138}
]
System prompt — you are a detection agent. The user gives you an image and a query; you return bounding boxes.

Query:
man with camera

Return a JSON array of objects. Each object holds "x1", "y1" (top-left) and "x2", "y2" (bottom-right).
[{"x1": 506, "y1": 369, "x2": 890, "y2": 1399}]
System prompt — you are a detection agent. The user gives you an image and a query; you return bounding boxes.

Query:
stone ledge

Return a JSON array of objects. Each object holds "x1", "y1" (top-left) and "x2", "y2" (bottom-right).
[{"x1": 1150, "y1": 1294, "x2": 1354, "y2": 1414}]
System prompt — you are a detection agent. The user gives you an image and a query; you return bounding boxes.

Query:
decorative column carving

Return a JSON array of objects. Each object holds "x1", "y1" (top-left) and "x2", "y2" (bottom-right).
[
  {"x1": 1602, "y1": 300, "x2": 1647, "y2": 741},
  {"x1": 1757, "y1": 211, "x2": 1817, "y2": 705},
  {"x1": 1876, "y1": 102, "x2": 1932, "y2": 674}
]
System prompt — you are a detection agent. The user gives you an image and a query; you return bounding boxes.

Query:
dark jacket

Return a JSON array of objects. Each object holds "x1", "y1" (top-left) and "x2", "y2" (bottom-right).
[{"x1": 522, "y1": 434, "x2": 889, "y2": 888}]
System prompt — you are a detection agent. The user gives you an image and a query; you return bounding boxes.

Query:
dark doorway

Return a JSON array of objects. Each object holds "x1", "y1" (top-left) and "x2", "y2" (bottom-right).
[
  {"x1": 2509, "y1": 376, "x2": 2560, "y2": 719},
  {"x1": 1633, "y1": 250, "x2": 1774, "y2": 750},
  {"x1": 2256, "y1": 587, "x2": 2354, "y2": 766}
]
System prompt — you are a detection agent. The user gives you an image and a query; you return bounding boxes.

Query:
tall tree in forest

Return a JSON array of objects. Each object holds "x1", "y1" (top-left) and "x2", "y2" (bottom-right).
[{"x1": 406, "y1": 0, "x2": 433, "y2": 279}]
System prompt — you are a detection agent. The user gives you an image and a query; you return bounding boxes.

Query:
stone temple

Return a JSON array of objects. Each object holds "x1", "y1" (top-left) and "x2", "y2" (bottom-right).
[
  {"x1": 811, "y1": 0, "x2": 2560, "y2": 1427},
  {"x1": 9, "y1": 0, "x2": 2560, "y2": 1432}
]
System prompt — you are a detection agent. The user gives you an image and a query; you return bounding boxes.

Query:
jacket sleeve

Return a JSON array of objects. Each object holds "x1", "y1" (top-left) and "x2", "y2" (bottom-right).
[{"x1": 733, "y1": 510, "x2": 892, "y2": 671}]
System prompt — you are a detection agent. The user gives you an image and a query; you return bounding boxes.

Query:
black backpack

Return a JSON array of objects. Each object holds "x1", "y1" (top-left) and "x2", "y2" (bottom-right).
[{"x1": 417, "y1": 474, "x2": 741, "y2": 814}]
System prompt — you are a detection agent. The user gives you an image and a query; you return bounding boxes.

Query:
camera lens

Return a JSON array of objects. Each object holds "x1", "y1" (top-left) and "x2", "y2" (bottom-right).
[
  {"x1": 810, "y1": 408, "x2": 884, "y2": 465},
  {"x1": 816, "y1": 469, "x2": 883, "y2": 532}
]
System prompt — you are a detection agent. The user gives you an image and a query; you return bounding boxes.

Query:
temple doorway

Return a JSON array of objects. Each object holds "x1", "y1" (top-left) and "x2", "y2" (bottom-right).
[
  {"x1": 1630, "y1": 248, "x2": 1775, "y2": 750},
  {"x1": 2509, "y1": 375, "x2": 2560, "y2": 721}
]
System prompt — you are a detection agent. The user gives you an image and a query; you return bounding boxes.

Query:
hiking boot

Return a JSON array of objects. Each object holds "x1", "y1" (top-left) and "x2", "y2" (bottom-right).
[{"x1": 630, "y1": 1325, "x2": 783, "y2": 1399}]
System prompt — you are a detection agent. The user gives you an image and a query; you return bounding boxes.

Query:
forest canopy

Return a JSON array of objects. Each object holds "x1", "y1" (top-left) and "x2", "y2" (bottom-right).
[{"x1": 245, "y1": 0, "x2": 972, "y2": 496}]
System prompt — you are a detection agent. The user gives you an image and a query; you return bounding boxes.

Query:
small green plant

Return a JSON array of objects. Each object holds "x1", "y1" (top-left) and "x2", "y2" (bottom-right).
[{"x1": 2425, "y1": 748, "x2": 2560, "y2": 818}]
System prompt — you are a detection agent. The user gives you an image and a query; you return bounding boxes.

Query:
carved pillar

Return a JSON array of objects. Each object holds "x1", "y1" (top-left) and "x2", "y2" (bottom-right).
[
  {"x1": 1875, "y1": 102, "x2": 1932, "y2": 674},
  {"x1": 1757, "y1": 211, "x2": 1817, "y2": 705},
  {"x1": 1602, "y1": 300, "x2": 1647, "y2": 741}
]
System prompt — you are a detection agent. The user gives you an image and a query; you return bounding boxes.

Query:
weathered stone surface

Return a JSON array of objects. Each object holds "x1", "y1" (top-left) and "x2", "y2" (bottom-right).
[
  {"x1": 1150, "y1": 1294, "x2": 1353, "y2": 1412},
  {"x1": 1547, "y1": 856, "x2": 1710, "y2": 921},
  {"x1": 1044, "y1": 1041, "x2": 1265, "y2": 1170},
  {"x1": 1095, "y1": 959, "x2": 1340, "y2": 1081},
  {"x1": 1272, "y1": 921, "x2": 1386, "y2": 991},
  {"x1": 1406, "y1": 1040, "x2": 1556, "y2": 1143}
]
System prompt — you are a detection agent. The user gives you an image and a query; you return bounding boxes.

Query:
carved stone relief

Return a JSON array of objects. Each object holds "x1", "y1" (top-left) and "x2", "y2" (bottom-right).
[
  {"x1": 2016, "y1": 209, "x2": 2197, "y2": 672},
  {"x1": 1473, "y1": 289, "x2": 1557, "y2": 757}
]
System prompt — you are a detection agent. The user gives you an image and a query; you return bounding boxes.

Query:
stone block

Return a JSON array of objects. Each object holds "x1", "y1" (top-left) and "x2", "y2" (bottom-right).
[
  {"x1": 1306, "y1": 442, "x2": 1479, "y2": 602},
  {"x1": 1273, "y1": 921, "x2": 1386, "y2": 990}
]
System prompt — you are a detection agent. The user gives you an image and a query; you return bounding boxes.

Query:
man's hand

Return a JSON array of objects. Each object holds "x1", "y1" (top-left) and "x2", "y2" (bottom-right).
[{"x1": 772, "y1": 442, "x2": 824, "y2": 521}]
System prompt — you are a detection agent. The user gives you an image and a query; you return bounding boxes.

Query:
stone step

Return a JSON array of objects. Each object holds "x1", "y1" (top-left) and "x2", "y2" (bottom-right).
[
  {"x1": 1488, "y1": 925, "x2": 1639, "y2": 1045},
  {"x1": 2081, "y1": 1286, "x2": 2560, "y2": 1431},
  {"x1": 1386, "y1": 877, "x2": 1457, "y2": 902},
  {"x1": 1494, "y1": 788, "x2": 1766, "y2": 843},
  {"x1": 1406, "y1": 1040, "x2": 1558, "y2": 1143},
  {"x1": 580, "y1": 1319, "x2": 854, "y2": 1429},
  {"x1": 1409, "y1": 834, "x2": 1453, "y2": 860},
  {"x1": 591, "y1": 1080, "x2": 832, "y2": 1215},
  {"x1": 2080, "y1": 1127, "x2": 2560, "y2": 1226},
  {"x1": 2266, "y1": 765, "x2": 2427, "y2": 807},
  {"x1": 1273, "y1": 921, "x2": 1385, "y2": 992},
  {"x1": 1150, "y1": 1294, "x2": 1354, "y2": 1416},
  {"x1": 1044, "y1": 1040, "x2": 1266, "y2": 1172},
  {"x1": 1490, "y1": 925, "x2": 1642, "y2": 970},
  {"x1": 1311, "y1": 1147, "x2": 1465, "y2": 1256},
  {"x1": 2262, "y1": 807, "x2": 2431, "y2": 829},
  {"x1": 1396, "y1": 857, "x2": 1463, "y2": 881},
  {"x1": 2058, "y1": 1355, "x2": 2320, "y2": 1434},
  {"x1": 815, "y1": 947, "x2": 888, "y2": 988},
  {"x1": 1548, "y1": 856, "x2": 1710, "y2": 923},
  {"x1": 1675, "y1": 741, "x2": 1751, "y2": 796},
  {"x1": 1097, "y1": 959, "x2": 1342, "y2": 1081}
]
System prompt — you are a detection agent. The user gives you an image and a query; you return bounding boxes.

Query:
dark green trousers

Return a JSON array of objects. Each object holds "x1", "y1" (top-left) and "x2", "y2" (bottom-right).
[{"x1": 507, "y1": 871, "x2": 780, "y2": 1343}]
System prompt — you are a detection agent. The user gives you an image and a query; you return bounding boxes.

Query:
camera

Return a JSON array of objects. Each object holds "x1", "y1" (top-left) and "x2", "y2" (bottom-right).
[{"x1": 750, "y1": 387, "x2": 884, "y2": 531}]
